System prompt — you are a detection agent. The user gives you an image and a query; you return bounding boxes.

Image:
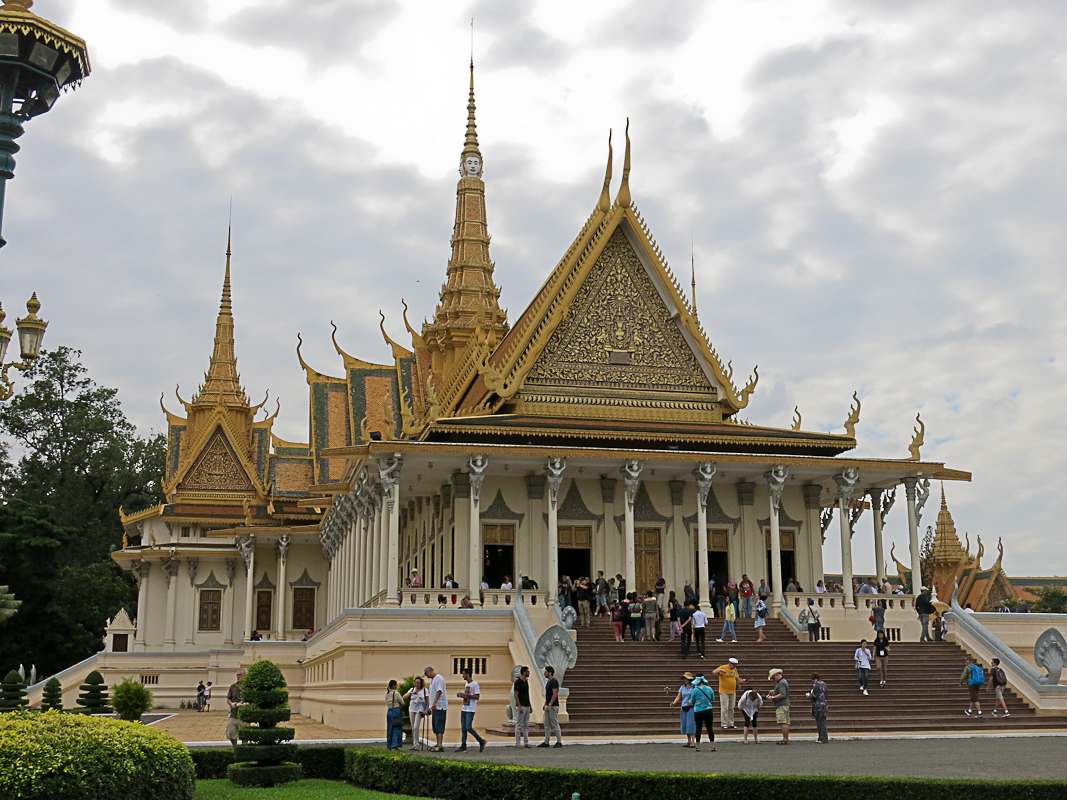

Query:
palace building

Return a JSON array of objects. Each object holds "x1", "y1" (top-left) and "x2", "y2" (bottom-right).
[{"x1": 101, "y1": 65, "x2": 981, "y2": 726}]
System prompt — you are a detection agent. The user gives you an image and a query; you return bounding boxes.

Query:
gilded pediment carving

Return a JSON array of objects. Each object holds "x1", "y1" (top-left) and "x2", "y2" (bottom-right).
[{"x1": 179, "y1": 427, "x2": 255, "y2": 493}]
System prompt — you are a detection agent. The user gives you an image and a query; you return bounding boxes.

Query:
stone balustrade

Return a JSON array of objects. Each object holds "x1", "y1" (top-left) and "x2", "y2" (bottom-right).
[
  {"x1": 364, "y1": 587, "x2": 550, "y2": 610},
  {"x1": 782, "y1": 591, "x2": 915, "y2": 612}
]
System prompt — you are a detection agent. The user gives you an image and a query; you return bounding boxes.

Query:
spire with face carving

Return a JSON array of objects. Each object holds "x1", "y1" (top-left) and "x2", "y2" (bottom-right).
[{"x1": 423, "y1": 60, "x2": 507, "y2": 382}]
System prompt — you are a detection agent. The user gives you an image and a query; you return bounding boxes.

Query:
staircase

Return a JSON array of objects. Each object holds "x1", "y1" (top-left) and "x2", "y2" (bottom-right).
[{"x1": 564, "y1": 615, "x2": 1067, "y2": 735}]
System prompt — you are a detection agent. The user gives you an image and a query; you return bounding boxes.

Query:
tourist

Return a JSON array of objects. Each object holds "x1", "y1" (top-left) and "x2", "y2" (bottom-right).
[
  {"x1": 738, "y1": 686, "x2": 763, "y2": 744},
  {"x1": 873, "y1": 631, "x2": 890, "y2": 686},
  {"x1": 713, "y1": 657, "x2": 744, "y2": 729},
  {"x1": 807, "y1": 673, "x2": 829, "y2": 744},
  {"x1": 460, "y1": 595, "x2": 475, "y2": 609},
  {"x1": 691, "y1": 603, "x2": 708, "y2": 659},
  {"x1": 990, "y1": 658, "x2": 1010, "y2": 717},
  {"x1": 513, "y1": 665, "x2": 532, "y2": 748},
  {"x1": 403, "y1": 676, "x2": 429, "y2": 750},
  {"x1": 785, "y1": 578, "x2": 797, "y2": 593},
  {"x1": 690, "y1": 675, "x2": 716, "y2": 752},
  {"x1": 717, "y1": 599, "x2": 737, "y2": 643},
  {"x1": 616, "y1": 573, "x2": 626, "y2": 604},
  {"x1": 411, "y1": 569, "x2": 423, "y2": 588},
  {"x1": 628, "y1": 593, "x2": 644, "y2": 641},
  {"x1": 678, "y1": 601, "x2": 694, "y2": 658},
  {"x1": 611, "y1": 599, "x2": 625, "y2": 642},
  {"x1": 815, "y1": 580, "x2": 827, "y2": 594},
  {"x1": 196, "y1": 680, "x2": 206, "y2": 712},
  {"x1": 754, "y1": 597, "x2": 768, "y2": 642},
  {"x1": 204, "y1": 681, "x2": 212, "y2": 712},
  {"x1": 757, "y1": 579, "x2": 771, "y2": 606},
  {"x1": 302, "y1": 629, "x2": 315, "y2": 642},
  {"x1": 739, "y1": 574, "x2": 755, "y2": 617},
  {"x1": 424, "y1": 665, "x2": 448, "y2": 752},
  {"x1": 766, "y1": 668, "x2": 790, "y2": 744},
  {"x1": 607, "y1": 576, "x2": 616, "y2": 601},
  {"x1": 384, "y1": 680, "x2": 404, "y2": 749},
  {"x1": 595, "y1": 571, "x2": 610, "y2": 617},
  {"x1": 539, "y1": 665, "x2": 563, "y2": 748},
  {"x1": 893, "y1": 585, "x2": 905, "y2": 595},
  {"x1": 619, "y1": 592, "x2": 632, "y2": 639},
  {"x1": 800, "y1": 598, "x2": 821, "y2": 642},
  {"x1": 501, "y1": 575, "x2": 514, "y2": 591},
  {"x1": 961, "y1": 656, "x2": 984, "y2": 717},
  {"x1": 249, "y1": 630, "x2": 262, "y2": 642},
  {"x1": 576, "y1": 577, "x2": 592, "y2": 628},
  {"x1": 641, "y1": 591, "x2": 659, "y2": 642},
  {"x1": 670, "y1": 671, "x2": 697, "y2": 748},
  {"x1": 855, "y1": 639, "x2": 872, "y2": 695},
  {"x1": 964, "y1": 602, "x2": 975, "y2": 613},
  {"x1": 226, "y1": 669, "x2": 246, "y2": 747},
  {"x1": 668, "y1": 591, "x2": 682, "y2": 640},
  {"x1": 455, "y1": 666, "x2": 487, "y2": 752},
  {"x1": 1016, "y1": 600, "x2": 1031, "y2": 613},
  {"x1": 683, "y1": 579, "x2": 696, "y2": 606},
  {"x1": 444, "y1": 574, "x2": 455, "y2": 589},
  {"x1": 871, "y1": 599, "x2": 886, "y2": 634},
  {"x1": 940, "y1": 614, "x2": 949, "y2": 639},
  {"x1": 714, "y1": 583, "x2": 729, "y2": 619},
  {"x1": 728, "y1": 582, "x2": 739, "y2": 618},
  {"x1": 655, "y1": 573, "x2": 667, "y2": 607},
  {"x1": 916, "y1": 587, "x2": 935, "y2": 642},
  {"x1": 880, "y1": 579, "x2": 892, "y2": 595}
]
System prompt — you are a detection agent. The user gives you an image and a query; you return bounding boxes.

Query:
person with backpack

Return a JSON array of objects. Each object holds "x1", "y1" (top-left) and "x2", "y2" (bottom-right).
[
  {"x1": 753, "y1": 597, "x2": 768, "y2": 642},
  {"x1": 960, "y1": 656, "x2": 984, "y2": 717},
  {"x1": 690, "y1": 675, "x2": 716, "y2": 751},
  {"x1": 989, "y1": 658, "x2": 1010, "y2": 717},
  {"x1": 594, "y1": 571, "x2": 610, "y2": 617},
  {"x1": 799, "y1": 598, "x2": 821, "y2": 642},
  {"x1": 668, "y1": 591, "x2": 682, "y2": 641},
  {"x1": 610, "y1": 600, "x2": 625, "y2": 643}
]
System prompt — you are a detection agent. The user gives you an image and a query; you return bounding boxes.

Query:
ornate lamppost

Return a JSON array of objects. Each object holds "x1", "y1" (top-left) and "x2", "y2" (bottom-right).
[
  {"x1": 0, "y1": 0, "x2": 90, "y2": 247},
  {"x1": 0, "y1": 292, "x2": 46, "y2": 400}
]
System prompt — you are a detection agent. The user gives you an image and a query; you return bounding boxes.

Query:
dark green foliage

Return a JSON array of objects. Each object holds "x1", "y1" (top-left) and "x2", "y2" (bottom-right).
[
  {"x1": 237, "y1": 706, "x2": 293, "y2": 727},
  {"x1": 111, "y1": 678, "x2": 153, "y2": 720},
  {"x1": 236, "y1": 725, "x2": 295, "y2": 744},
  {"x1": 0, "y1": 669, "x2": 27, "y2": 709},
  {"x1": 239, "y1": 688, "x2": 288, "y2": 706},
  {"x1": 0, "y1": 709, "x2": 194, "y2": 800},
  {"x1": 0, "y1": 348, "x2": 165, "y2": 677},
  {"x1": 1031, "y1": 586, "x2": 1067, "y2": 614},
  {"x1": 344, "y1": 748, "x2": 1067, "y2": 800},
  {"x1": 189, "y1": 746, "x2": 345, "y2": 780},
  {"x1": 242, "y1": 659, "x2": 287, "y2": 692},
  {"x1": 41, "y1": 676, "x2": 63, "y2": 710},
  {"x1": 75, "y1": 670, "x2": 111, "y2": 714},
  {"x1": 233, "y1": 743, "x2": 298, "y2": 763},
  {"x1": 0, "y1": 584, "x2": 19, "y2": 623},
  {"x1": 227, "y1": 762, "x2": 303, "y2": 787}
]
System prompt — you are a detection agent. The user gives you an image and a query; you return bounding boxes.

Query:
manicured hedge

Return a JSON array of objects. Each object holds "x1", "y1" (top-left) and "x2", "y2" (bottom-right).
[
  {"x1": 189, "y1": 745, "x2": 346, "y2": 780},
  {"x1": 0, "y1": 708, "x2": 194, "y2": 800},
  {"x1": 344, "y1": 748, "x2": 1067, "y2": 800}
]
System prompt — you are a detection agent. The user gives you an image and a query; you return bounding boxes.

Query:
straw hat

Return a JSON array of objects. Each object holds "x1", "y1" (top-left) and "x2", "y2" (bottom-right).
[
  {"x1": 682, "y1": 672, "x2": 696, "y2": 681},
  {"x1": 768, "y1": 668, "x2": 783, "y2": 679}
]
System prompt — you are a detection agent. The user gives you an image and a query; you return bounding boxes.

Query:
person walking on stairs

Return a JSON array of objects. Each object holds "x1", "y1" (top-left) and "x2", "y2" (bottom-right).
[
  {"x1": 690, "y1": 675, "x2": 716, "y2": 752},
  {"x1": 766, "y1": 668, "x2": 790, "y2": 744},
  {"x1": 678, "y1": 602, "x2": 694, "y2": 658},
  {"x1": 668, "y1": 591, "x2": 682, "y2": 641},
  {"x1": 455, "y1": 667, "x2": 487, "y2": 752},
  {"x1": 961, "y1": 656, "x2": 985, "y2": 717},
  {"x1": 513, "y1": 666, "x2": 532, "y2": 747},
  {"x1": 691, "y1": 604, "x2": 708, "y2": 659},
  {"x1": 739, "y1": 574, "x2": 754, "y2": 618},
  {"x1": 989, "y1": 658, "x2": 1010, "y2": 717},
  {"x1": 873, "y1": 631, "x2": 890, "y2": 686},
  {"x1": 799, "y1": 598, "x2": 821, "y2": 642},
  {"x1": 753, "y1": 597, "x2": 768, "y2": 642},
  {"x1": 738, "y1": 687, "x2": 762, "y2": 744},
  {"x1": 806, "y1": 673, "x2": 829, "y2": 743},
  {"x1": 854, "y1": 640, "x2": 872, "y2": 695},
  {"x1": 713, "y1": 657, "x2": 745, "y2": 729},
  {"x1": 671, "y1": 671, "x2": 697, "y2": 748},
  {"x1": 595, "y1": 571, "x2": 609, "y2": 618},
  {"x1": 916, "y1": 587, "x2": 936, "y2": 642},
  {"x1": 717, "y1": 599, "x2": 737, "y2": 643},
  {"x1": 538, "y1": 665, "x2": 564, "y2": 748},
  {"x1": 642, "y1": 591, "x2": 659, "y2": 642}
]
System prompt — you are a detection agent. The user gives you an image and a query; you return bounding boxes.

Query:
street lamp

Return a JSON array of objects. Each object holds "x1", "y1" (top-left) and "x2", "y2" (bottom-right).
[
  {"x1": 0, "y1": 0, "x2": 90, "y2": 247},
  {"x1": 0, "y1": 291, "x2": 46, "y2": 400}
]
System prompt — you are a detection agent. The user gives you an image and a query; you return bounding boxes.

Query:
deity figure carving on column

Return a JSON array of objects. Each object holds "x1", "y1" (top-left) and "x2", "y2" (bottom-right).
[
  {"x1": 469, "y1": 454, "x2": 488, "y2": 504},
  {"x1": 163, "y1": 558, "x2": 181, "y2": 587},
  {"x1": 278, "y1": 534, "x2": 291, "y2": 561},
  {"x1": 693, "y1": 462, "x2": 716, "y2": 508},
  {"x1": 914, "y1": 478, "x2": 931, "y2": 527},
  {"x1": 545, "y1": 457, "x2": 566, "y2": 503},
  {"x1": 226, "y1": 558, "x2": 237, "y2": 587},
  {"x1": 880, "y1": 487, "x2": 897, "y2": 525},
  {"x1": 621, "y1": 459, "x2": 643, "y2": 507},
  {"x1": 833, "y1": 467, "x2": 859, "y2": 505},
  {"x1": 186, "y1": 558, "x2": 199, "y2": 587},
  {"x1": 378, "y1": 454, "x2": 403, "y2": 510},
  {"x1": 237, "y1": 534, "x2": 255, "y2": 572},
  {"x1": 766, "y1": 465, "x2": 788, "y2": 509}
]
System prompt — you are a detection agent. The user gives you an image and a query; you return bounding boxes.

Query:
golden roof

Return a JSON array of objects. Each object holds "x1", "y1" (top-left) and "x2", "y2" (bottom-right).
[{"x1": 929, "y1": 484, "x2": 966, "y2": 564}]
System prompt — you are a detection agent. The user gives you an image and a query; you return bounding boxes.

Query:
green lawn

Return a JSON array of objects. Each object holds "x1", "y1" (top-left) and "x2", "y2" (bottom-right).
[{"x1": 194, "y1": 779, "x2": 433, "y2": 800}]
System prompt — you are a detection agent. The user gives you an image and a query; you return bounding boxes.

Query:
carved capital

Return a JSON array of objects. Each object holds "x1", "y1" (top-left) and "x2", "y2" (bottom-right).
[
  {"x1": 468, "y1": 454, "x2": 488, "y2": 505},
  {"x1": 765, "y1": 465, "x2": 789, "y2": 511},
  {"x1": 163, "y1": 558, "x2": 181, "y2": 588},
  {"x1": 833, "y1": 467, "x2": 860, "y2": 507},
  {"x1": 186, "y1": 557, "x2": 199, "y2": 587},
  {"x1": 236, "y1": 534, "x2": 256, "y2": 572},
  {"x1": 902, "y1": 476, "x2": 918, "y2": 501},
  {"x1": 693, "y1": 462, "x2": 716, "y2": 511},
  {"x1": 544, "y1": 457, "x2": 566, "y2": 506},
  {"x1": 802, "y1": 484, "x2": 823, "y2": 511},
  {"x1": 620, "y1": 459, "x2": 643, "y2": 510},
  {"x1": 278, "y1": 534, "x2": 291, "y2": 561},
  {"x1": 378, "y1": 454, "x2": 403, "y2": 511}
]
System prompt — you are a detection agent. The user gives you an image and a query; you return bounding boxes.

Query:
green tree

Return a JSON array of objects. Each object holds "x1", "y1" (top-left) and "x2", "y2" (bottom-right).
[
  {"x1": 1031, "y1": 586, "x2": 1067, "y2": 614},
  {"x1": 0, "y1": 585, "x2": 19, "y2": 623}
]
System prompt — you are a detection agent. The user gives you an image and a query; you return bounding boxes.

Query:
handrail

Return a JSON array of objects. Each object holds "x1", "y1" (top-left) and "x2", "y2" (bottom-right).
[
  {"x1": 26, "y1": 653, "x2": 98, "y2": 692},
  {"x1": 514, "y1": 577, "x2": 547, "y2": 695},
  {"x1": 949, "y1": 580, "x2": 1067, "y2": 697},
  {"x1": 776, "y1": 603, "x2": 804, "y2": 635}
]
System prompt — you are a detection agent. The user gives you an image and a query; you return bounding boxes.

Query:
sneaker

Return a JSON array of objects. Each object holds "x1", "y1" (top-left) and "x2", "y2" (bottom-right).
[
  {"x1": 965, "y1": 709, "x2": 973, "y2": 716},
  {"x1": 700, "y1": 655, "x2": 705, "y2": 659},
  {"x1": 553, "y1": 742, "x2": 563, "y2": 748},
  {"x1": 991, "y1": 711, "x2": 999, "y2": 717},
  {"x1": 716, "y1": 638, "x2": 724, "y2": 643},
  {"x1": 537, "y1": 742, "x2": 550, "y2": 748},
  {"x1": 862, "y1": 690, "x2": 869, "y2": 696},
  {"x1": 455, "y1": 746, "x2": 467, "y2": 752},
  {"x1": 479, "y1": 740, "x2": 486, "y2": 752},
  {"x1": 1004, "y1": 712, "x2": 1011, "y2": 717},
  {"x1": 977, "y1": 711, "x2": 983, "y2": 716}
]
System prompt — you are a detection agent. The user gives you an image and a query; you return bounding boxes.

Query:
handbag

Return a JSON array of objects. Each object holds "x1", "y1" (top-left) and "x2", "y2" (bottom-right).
[{"x1": 869, "y1": 614, "x2": 877, "y2": 623}]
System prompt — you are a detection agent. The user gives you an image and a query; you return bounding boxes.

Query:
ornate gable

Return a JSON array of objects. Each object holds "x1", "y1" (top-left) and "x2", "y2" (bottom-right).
[{"x1": 178, "y1": 427, "x2": 256, "y2": 494}]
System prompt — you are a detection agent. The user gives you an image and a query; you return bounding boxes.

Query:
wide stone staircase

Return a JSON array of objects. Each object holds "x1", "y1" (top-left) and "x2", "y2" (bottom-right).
[{"x1": 563, "y1": 615, "x2": 1067, "y2": 735}]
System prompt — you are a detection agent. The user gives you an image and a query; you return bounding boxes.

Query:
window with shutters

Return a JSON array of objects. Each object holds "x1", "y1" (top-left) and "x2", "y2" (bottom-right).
[
  {"x1": 292, "y1": 588, "x2": 316, "y2": 630},
  {"x1": 198, "y1": 589, "x2": 222, "y2": 631}
]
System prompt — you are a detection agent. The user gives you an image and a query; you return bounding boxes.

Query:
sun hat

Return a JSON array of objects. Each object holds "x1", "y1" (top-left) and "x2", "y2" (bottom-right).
[
  {"x1": 768, "y1": 668, "x2": 783, "y2": 679},
  {"x1": 728, "y1": 658, "x2": 739, "y2": 665},
  {"x1": 692, "y1": 675, "x2": 707, "y2": 685},
  {"x1": 682, "y1": 672, "x2": 695, "y2": 680}
]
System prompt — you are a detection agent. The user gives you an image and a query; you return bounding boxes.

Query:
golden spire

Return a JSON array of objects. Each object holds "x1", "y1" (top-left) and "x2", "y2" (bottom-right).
[
  {"x1": 460, "y1": 59, "x2": 482, "y2": 169},
  {"x1": 929, "y1": 483, "x2": 966, "y2": 564},
  {"x1": 192, "y1": 222, "x2": 248, "y2": 409},
  {"x1": 690, "y1": 230, "x2": 698, "y2": 319},
  {"x1": 616, "y1": 118, "x2": 632, "y2": 207}
]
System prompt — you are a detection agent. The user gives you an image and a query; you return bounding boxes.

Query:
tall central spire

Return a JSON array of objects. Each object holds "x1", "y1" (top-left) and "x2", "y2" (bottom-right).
[
  {"x1": 193, "y1": 224, "x2": 249, "y2": 409},
  {"x1": 423, "y1": 60, "x2": 507, "y2": 381}
]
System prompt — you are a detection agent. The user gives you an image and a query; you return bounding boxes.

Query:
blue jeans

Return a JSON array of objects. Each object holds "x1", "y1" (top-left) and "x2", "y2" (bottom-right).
[
  {"x1": 386, "y1": 707, "x2": 403, "y2": 749},
  {"x1": 743, "y1": 597, "x2": 753, "y2": 618},
  {"x1": 630, "y1": 619, "x2": 643, "y2": 641},
  {"x1": 721, "y1": 620, "x2": 735, "y2": 640},
  {"x1": 460, "y1": 710, "x2": 484, "y2": 746}
]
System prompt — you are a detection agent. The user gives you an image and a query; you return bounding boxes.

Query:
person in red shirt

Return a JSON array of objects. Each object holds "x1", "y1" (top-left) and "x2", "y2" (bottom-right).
[{"x1": 739, "y1": 575, "x2": 755, "y2": 618}]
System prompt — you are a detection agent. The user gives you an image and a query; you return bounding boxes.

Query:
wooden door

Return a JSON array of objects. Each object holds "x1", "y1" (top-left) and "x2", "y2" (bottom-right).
[
  {"x1": 292, "y1": 588, "x2": 315, "y2": 631},
  {"x1": 634, "y1": 527, "x2": 661, "y2": 594},
  {"x1": 255, "y1": 591, "x2": 273, "y2": 633}
]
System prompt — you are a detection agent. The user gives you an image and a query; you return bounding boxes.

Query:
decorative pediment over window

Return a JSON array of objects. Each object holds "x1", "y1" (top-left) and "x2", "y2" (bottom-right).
[
  {"x1": 288, "y1": 568, "x2": 321, "y2": 589},
  {"x1": 684, "y1": 485, "x2": 742, "y2": 535},
  {"x1": 482, "y1": 489, "x2": 525, "y2": 526},
  {"x1": 254, "y1": 571, "x2": 276, "y2": 591},
  {"x1": 196, "y1": 570, "x2": 227, "y2": 590},
  {"x1": 614, "y1": 483, "x2": 672, "y2": 534}
]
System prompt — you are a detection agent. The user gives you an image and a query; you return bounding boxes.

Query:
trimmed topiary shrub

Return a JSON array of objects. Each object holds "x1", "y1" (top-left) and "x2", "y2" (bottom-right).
[
  {"x1": 41, "y1": 677, "x2": 63, "y2": 711},
  {"x1": 0, "y1": 708, "x2": 194, "y2": 800},
  {"x1": 0, "y1": 670, "x2": 27, "y2": 710},
  {"x1": 189, "y1": 745, "x2": 346, "y2": 780},
  {"x1": 75, "y1": 671, "x2": 112, "y2": 715},
  {"x1": 112, "y1": 679, "x2": 153, "y2": 721},
  {"x1": 227, "y1": 659, "x2": 301, "y2": 787}
]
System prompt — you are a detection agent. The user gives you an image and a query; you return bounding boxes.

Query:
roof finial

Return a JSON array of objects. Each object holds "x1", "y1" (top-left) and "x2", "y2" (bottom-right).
[
  {"x1": 940, "y1": 481, "x2": 947, "y2": 510},
  {"x1": 597, "y1": 130, "x2": 612, "y2": 212},
  {"x1": 690, "y1": 229, "x2": 698, "y2": 319},
  {"x1": 222, "y1": 203, "x2": 232, "y2": 314},
  {"x1": 616, "y1": 118, "x2": 632, "y2": 207},
  {"x1": 459, "y1": 50, "x2": 483, "y2": 178}
]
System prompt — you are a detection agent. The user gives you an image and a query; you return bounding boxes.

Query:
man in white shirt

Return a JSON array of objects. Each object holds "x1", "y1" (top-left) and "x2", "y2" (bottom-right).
[
  {"x1": 455, "y1": 666, "x2": 486, "y2": 752},
  {"x1": 854, "y1": 640, "x2": 872, "y2": 696},
  {"x1": 424, "y1": 666, "x2": 448, "y2": 752},
  {"x1": 691, "y1": 605, "x2": 709, "y2": 660}
]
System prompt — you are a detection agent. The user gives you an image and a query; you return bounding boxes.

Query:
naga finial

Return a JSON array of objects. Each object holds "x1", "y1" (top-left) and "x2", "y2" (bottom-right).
[
  {"x1": 907, "y1": 413, "x2": 925, "y2": 460},
  {"x1": 738, "y1": 366, "x2": 759, "y2": 407},
  {"x1": 843, "y1": 391, "x2": 861, "y2": 438},
  {"x1": 791, "y1": 406, "x2": 802, "y2": 431}
]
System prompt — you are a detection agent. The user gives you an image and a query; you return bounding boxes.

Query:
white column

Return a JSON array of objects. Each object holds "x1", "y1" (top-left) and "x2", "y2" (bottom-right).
[
  {"x1": 133, "y1": 561, "x2": 149, "y2": 651},
  {"x1": 468, "y1": 455, "x2": 488, "y2": 593},
  {"x1": 694, "y1": 463, "x2": 715, "y2": 607},
  {"x1": 869, "y1": 489, "x2": 885, "y2": 584},
  {"x1": 834, "y1": 469, "x2": 859, "y2": 609},
  {"x1": 374, "y1": 500, "x2": 386, "y2": 599},
  {"x1": 621, "y1": 460, "x2": 642, "y2": 592},
  {"x1": 904, "y1": 478, "x2": 923, "y2": 594},
  {"x1": 184, "y1": 559, "x2": 198, "y2": 645},
  {"x1": 276, "y1": 535, "x2": 290, "y2": 640},
  {"x1": 766, "y1": 466, "x2": 788, "y2": 610},
  {"x1": 240, "y1": 535, "x2": 256, "y2": 641},
  {"x1": 378, "y1": 454, "x2": 403, "y2": 605},
  {"x1": 163, "y1": 558, "x2": 179, "y2": 649},
  {"x1": 223, "y1": 559, "x2": 237, "y2": 645},
  {"x1": 545, "y1": 458, "x2": 565, "y2": 604}
]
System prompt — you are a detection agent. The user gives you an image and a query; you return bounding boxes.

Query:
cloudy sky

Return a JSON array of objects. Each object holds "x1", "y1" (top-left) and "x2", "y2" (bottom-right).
[{"x1": 4, "y1": 0, "x2": 1066, "y2": 576}]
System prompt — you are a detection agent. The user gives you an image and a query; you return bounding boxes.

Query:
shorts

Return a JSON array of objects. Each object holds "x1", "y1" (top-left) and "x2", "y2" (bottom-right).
[
  {"x1": 432, "y1": 709, "x2": 447, "y2": 734},
  {"x1": 968, "y1": 685, "x2": 980, "y2": 703},
  {"x1": 775, "y1": 706, "x2": 790, "y2": 725},
  {"x1": 742, "y1": 711, "x2": 758, "y2": 729},
  {"x1": 225, "y1": 717, "x2": 241, "y2": 741},
  {"x1": 995, "y1": 686, "x2": 1005, "y2": 701}
]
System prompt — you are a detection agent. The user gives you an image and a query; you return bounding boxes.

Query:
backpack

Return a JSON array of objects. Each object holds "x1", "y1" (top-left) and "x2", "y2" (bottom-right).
[
  {"x1": 757, "y1": 605, "x2": 768, "y2": 619},
  {"x1": 992, "y1": 667, "x2": 1007, "y2": 687},
  {"x1": 968, "y1": 664, "x2": 986, "y2": 686}
]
